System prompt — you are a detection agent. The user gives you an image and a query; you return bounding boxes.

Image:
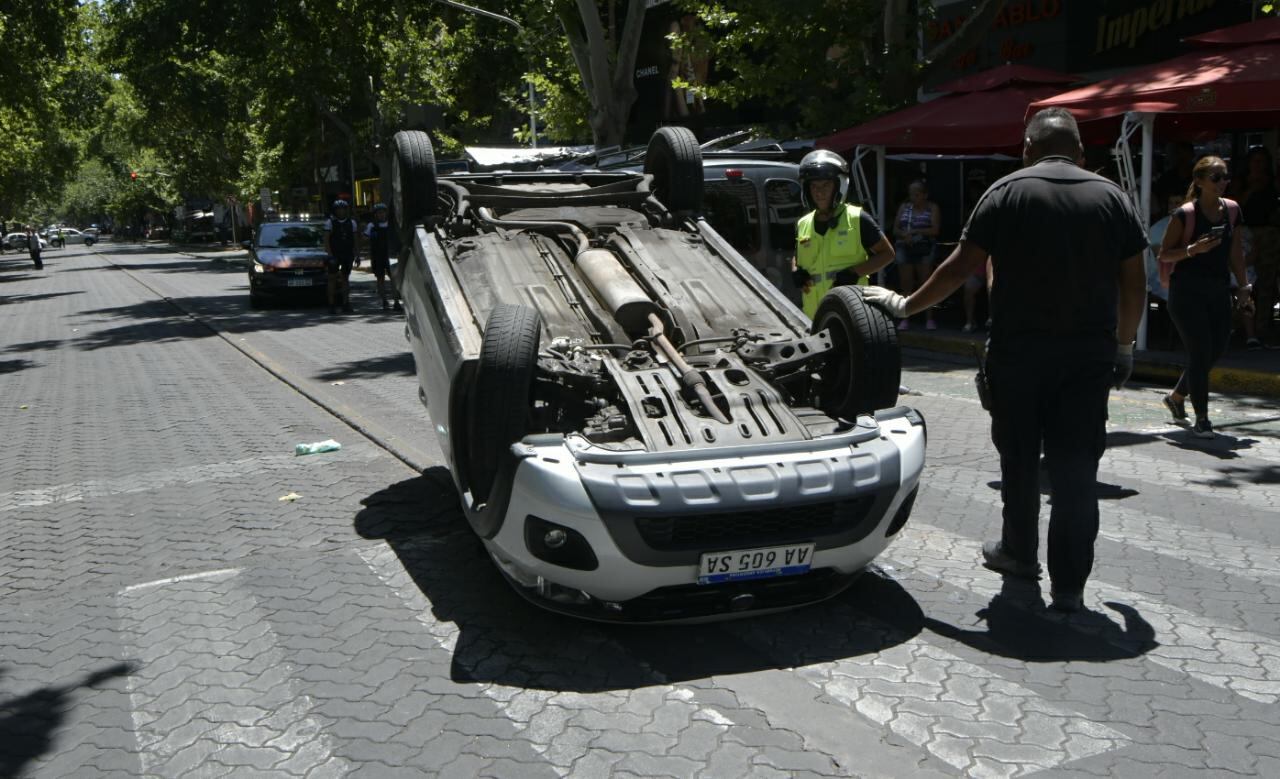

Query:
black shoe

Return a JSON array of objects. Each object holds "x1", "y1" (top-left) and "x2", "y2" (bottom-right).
[
  {"x1": 1191, "y1": 418, "x2": 1215, "y2": 439},
  {"x1": 981, "y1": 540, "x2": 1042, "y2": 580},
  {"x1": 1163, "y1": 394, "x2": 1187, "y2": 423},
  {"x1": 1049, "y1": 589, "x2": 1083, "y2": 613},
  {"x1": 381, "y1": 300, "x2": 390, "y2": 311},
  {"x1": 393, "y1": 301, "x2": 402, "y2": 311}
]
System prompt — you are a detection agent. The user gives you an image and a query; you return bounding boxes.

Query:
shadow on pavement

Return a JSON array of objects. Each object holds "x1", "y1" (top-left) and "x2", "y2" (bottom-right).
[
  {"x1": 0, "y1": 358, "x2": 37, "y2": 375},
  {"x1": 0, "y1": 290, "x2": 84, "y2": 305},
  {"x1": 986, "y1": 477, "x2": 1139, "y2": 501},
  {"x1": 3, "y1": 339, "x2": 64, "y2": 355},
  {"x1": 354, "y1": 471, "x2": 925, "y2": 693},
  {"x1": 315, "y1": 352, "x2": 415, "y2": 382},
  {"x1": 924, "y1": 578, "x2": 1158, "y2": 662},
  {"x1": 0, "y1": 662, "x2": 135, "y2": 778}
]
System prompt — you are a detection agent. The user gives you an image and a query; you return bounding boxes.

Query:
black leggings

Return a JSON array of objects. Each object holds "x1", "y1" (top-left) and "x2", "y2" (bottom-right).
[{"x1": 1167, "y1": 277, "x2": 1231, "y2": 419}]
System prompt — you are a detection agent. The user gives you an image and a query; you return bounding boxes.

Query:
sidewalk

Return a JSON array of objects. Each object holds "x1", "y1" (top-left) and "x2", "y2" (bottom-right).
[{"x1": 899, "y1": 324, "x2": 1280, "y2": 397}]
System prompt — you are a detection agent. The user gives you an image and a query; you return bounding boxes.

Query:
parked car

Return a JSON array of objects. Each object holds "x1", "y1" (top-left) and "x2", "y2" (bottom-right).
[
  {"x1": 47, "y1": 228, "x2": 96, "y2": 248},
  {"x1": 3, "y1": 233, "x2": 48, "y2": 251},
  {"x1": 245, "y1": 220, "x2": 329, "y2": 308},
  {"x1": 390, "y1": 126, "x2": 924, "y2": 622}
]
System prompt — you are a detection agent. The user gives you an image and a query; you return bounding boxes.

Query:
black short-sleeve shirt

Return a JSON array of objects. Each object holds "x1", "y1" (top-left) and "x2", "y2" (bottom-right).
[{"x1": 961, "y1": 157, "x2": 1148, "y2": 352}]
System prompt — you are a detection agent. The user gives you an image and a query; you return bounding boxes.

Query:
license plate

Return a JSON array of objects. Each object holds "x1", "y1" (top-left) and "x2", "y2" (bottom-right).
[
  {"x1": 698, "y1": 543, "x2": 815, "y2": 585},
  {"x1": 287, "y1": 278, "x2": 313, "y2": 287}
]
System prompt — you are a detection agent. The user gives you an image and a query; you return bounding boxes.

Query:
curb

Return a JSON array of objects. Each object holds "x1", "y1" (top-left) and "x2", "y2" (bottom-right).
[{"x1": 898, "y1": 331, "x2": 1280, "y2": 398}]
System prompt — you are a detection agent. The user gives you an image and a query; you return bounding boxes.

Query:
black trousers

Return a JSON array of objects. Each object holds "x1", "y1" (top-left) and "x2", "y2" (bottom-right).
[
  {"x1": 987, "y1": 345, "x2": 1113, "y2": 593},
  {"x1": 1167, "y1": 276, "x2": 1231, "y2": 419}
]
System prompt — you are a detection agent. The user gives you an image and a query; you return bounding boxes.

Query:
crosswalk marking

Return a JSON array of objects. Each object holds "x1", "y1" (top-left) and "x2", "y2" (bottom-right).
[
  {"x1": 893, "y1": 522, "x2": 1280, "y2": 704},
  {"x1": 0, "y1": 446, "x2": 380, "y2": 512},
  {"x1": 357, "y1": 542, "x2": 738, "y2": 779},
  {"x1": 732, "y1": 586, "x2": 1128, "y2": 778},
  {"x1": 916, "y1": 475, "x2": 1280, "y2": 587},
  {"x1": 117, "y1": 569, "x2": 347, "y2": 777}
]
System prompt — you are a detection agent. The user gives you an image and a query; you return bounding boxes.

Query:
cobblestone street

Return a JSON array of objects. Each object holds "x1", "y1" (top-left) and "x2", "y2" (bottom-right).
[{"x1": 3, "y1": 243, "x2": 1279, "y2": 778}]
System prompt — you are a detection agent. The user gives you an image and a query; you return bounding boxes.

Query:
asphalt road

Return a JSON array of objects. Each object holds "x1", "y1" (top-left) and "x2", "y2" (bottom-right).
[{"x1": 2, "y1": 242, "x2": 1279, "y2": 778}]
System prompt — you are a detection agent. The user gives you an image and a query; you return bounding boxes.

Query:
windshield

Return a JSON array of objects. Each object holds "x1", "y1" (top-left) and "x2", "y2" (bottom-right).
[{"x1": 257, "y1": 223, "x2": 323, "y2": 248}]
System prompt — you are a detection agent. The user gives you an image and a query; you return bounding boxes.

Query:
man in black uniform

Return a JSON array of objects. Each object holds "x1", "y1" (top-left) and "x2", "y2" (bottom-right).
[
  {"x1": 362, "y1": 202, "x2": 400, "y2": 311},
  {"x1": 864, "y1": 108, "x2": 1147, "y2": 612},
  {"x1": 324, "y1": 199, "x2": 359, "y2": 314}
]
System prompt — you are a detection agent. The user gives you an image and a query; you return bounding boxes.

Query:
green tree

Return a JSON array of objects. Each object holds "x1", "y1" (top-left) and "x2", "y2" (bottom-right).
[{"x1": 670, "y1": 0, "x2": 1006, "y2": 136}]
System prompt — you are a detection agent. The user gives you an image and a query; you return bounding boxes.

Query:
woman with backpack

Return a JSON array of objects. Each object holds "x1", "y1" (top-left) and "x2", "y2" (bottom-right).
[{"x1": 1156, "y1": 156, "x2": 1253, "y2": 439}]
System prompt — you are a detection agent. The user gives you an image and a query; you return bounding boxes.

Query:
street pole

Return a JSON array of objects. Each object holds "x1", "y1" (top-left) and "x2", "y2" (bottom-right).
[{"x1": 427, "y1": 0, "x2": 537, "y2": 147}]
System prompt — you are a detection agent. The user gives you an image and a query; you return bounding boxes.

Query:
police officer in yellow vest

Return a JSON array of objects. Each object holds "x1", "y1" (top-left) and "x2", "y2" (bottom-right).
[{"x1": 793, "y1": 150, "x2": 896, "y2": 318}]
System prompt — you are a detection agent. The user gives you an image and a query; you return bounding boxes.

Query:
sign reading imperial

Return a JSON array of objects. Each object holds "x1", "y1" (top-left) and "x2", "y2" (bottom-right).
[{"x1": 924, "y1": 0, "x2": 1252, "y2": 89}]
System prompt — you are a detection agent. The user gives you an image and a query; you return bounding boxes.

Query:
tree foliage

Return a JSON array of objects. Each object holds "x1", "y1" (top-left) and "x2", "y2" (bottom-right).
[{"x1": 671, "y1": 0, "x2": 1006, "y2": 136}]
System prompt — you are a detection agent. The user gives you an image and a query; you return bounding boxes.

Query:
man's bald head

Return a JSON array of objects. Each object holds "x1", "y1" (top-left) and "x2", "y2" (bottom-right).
[{"x1": 1024, "y1": 108, "x2": 1083, "y2": 165}]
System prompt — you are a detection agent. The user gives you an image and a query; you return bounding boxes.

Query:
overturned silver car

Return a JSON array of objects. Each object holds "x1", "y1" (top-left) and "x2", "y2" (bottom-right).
[{"x1": 392, "y1": 127, "x2": 924, "y2": 621}]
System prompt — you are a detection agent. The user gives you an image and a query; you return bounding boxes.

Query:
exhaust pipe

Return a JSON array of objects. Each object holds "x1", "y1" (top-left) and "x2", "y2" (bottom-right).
[{"x1": 647, "y1": 313, "x2": 731, "y2": 425}]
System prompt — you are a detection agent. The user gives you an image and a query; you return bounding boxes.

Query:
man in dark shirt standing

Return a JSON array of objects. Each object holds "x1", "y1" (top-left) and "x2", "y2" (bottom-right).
[
  {"x1": 324, "y1": 199, "x2": 359, "y2": 315},
  {"x1": 864, "y1": 108, "x2": 1148, "y2": 612}
]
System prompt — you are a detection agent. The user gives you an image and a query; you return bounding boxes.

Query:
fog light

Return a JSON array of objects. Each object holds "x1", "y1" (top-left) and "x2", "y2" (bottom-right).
[{"x1": 525, "y1": 516, "x2": 598, "y2": 571}]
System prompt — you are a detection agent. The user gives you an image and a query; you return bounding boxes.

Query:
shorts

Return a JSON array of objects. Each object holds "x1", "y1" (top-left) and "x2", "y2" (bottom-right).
[
  {"x1": 370, "y1": 255, "x2": 391, "y2": 277},
  {"x1": 326, "y1": 255, "x2": 354, "y2": 276},
  {"x1": 898, "y1": 242, "x2": 934, "y2": 265}
]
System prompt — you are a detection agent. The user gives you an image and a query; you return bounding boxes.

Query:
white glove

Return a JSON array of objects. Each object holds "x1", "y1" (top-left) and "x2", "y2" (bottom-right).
[{"x1": 862, "y1": 286, "x2": 908, "y2": 319}]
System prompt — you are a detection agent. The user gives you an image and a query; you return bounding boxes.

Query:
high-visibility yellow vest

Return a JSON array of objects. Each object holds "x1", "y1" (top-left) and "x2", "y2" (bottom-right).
[{"x1": 796, "y1": 203, "x2": 870, "y2": 318}]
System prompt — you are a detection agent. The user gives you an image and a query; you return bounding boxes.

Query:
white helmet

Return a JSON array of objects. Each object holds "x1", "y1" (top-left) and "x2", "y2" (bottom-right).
[{"x1": 798, "y1": 149, "x2": 850, "y2": 210}]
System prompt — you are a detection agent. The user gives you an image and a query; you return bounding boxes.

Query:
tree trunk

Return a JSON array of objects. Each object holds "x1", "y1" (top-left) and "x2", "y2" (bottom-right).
[{"x1": 559, "y1": 0, "x2": 646, "y2": 149}]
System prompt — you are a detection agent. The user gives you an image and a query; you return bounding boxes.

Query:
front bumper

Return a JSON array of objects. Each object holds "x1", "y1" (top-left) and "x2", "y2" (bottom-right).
[
  {"x1": 249, "y1": 268, "x2": 327, "y2": 294},
  {"x1": 483, "y1": 407, "x2": 926, "y2": 621}
]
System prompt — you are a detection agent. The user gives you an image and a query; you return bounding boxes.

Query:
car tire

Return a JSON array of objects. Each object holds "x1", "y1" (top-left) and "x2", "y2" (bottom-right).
[
  {"x1": 811, "y1": 286, "x2": 900, "y2": 419},
  {"x1": 391, "y1": 130, "x2": 438, "y2": 246},
  {"x1": 644, "y1": 126, "x2": 703, "y2": 212},
  {"x1": 85, "y1": 238, "x2": 95, "y2": 247},
  {"x1": 466, "y1": 303, "x2": 542, "y2": 504}
]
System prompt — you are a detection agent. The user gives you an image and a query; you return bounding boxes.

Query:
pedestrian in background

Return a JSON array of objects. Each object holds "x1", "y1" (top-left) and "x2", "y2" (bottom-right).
[
  {"x1": 0, "y1": 219, "x2": 7, "y2": 254},
  {"x1": 25, "y1": 226, "x2": 43, "y2": 270},
  {"x1": 863, "y1": 108, "x2": 1148, "y2": 612},
  {"x1": 363, "y1": 203, "x2": 401, "y2": 312},
  {"x1": 1156, "y1": 156, "x2": 1252, "y2": 438},
  {"x1": 792, "y1": 149, "x2": 895, "y2": 319},
  {"x1": 892, "y1": 180, "x2": 941, "y2": 330},
  {"x1": 324, "y1": 199, "x2": 358, "y2": 315}
]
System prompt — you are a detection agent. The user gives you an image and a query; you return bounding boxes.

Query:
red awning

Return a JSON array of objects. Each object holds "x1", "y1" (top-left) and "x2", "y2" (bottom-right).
[
  {"x1": 1029, "y1": 18, "x2": 1280, "y2": 126},
  {"x1": 819, "y1": 83, "x2": 1071, "y2": 155},
  {"x1": 1185, "y1": 15, "x2": 1280, "y2": 46},
  {"x1": 933, "y1": 63, "x2": 1078, "y2": 94}
]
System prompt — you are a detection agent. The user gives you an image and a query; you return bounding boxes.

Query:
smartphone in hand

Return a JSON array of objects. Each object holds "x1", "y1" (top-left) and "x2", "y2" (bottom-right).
[{"x1": 1208, "y1": 224, "x2": 1227, "y2": 240}]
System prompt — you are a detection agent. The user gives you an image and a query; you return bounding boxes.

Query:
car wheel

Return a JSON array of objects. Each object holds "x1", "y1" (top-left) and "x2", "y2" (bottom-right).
[
  {"x1": 249, "y1": 291, "x2": 265, "y2": 310},
  {"x1": 811, "y1": 286, "x2": 900, "y2": 419},
  {"x1": 85, "y1": 238, "x2": 95, "y2": 247},
  {"x1": 644, "y1": 126, "x2": 703, "y2": 213},
  {"x1": 391, "y1": 130, "x2": 438, "y2": 247},
  {"x1": 466, "y1": 303, "x2": 542, "y2": 504}
]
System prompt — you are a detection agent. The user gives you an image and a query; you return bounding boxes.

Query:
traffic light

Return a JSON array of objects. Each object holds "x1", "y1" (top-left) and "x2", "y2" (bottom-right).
[{"x1": 130, "y1": 171, "x2": 138, "y2": 181}]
